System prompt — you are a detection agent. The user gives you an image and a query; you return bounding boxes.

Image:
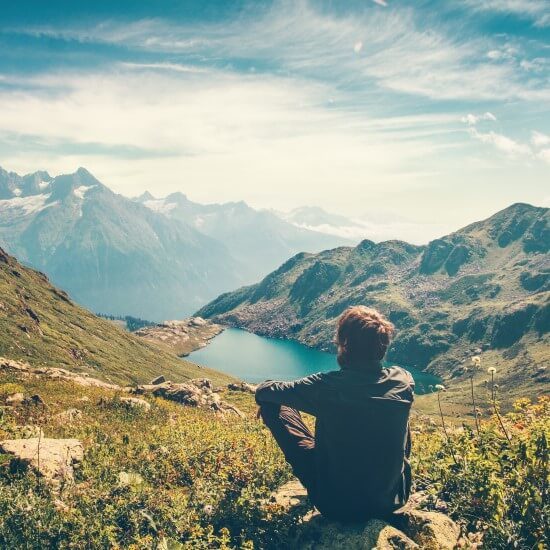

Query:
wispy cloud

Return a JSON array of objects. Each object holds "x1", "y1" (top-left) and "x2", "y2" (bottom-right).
[
  {"x1": 463, "y1": 0, "x2": 550, "y2": 27},
  {"x1": 12, "y1": 1, "x2": 549, "y2": 102}
]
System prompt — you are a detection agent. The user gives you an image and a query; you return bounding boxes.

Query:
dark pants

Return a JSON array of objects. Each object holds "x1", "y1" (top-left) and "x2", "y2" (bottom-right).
[
  {"x1": 259, "y1": 403, "x2": 317, "y2": 498},
  {"x1": 259, "y1": 402, "x2": 411, "y2": 524}
]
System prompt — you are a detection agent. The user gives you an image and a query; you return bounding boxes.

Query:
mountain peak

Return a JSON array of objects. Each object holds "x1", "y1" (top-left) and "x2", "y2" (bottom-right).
[{"x1": 135, "y1": 191, "x2": 155, "y2": 202}]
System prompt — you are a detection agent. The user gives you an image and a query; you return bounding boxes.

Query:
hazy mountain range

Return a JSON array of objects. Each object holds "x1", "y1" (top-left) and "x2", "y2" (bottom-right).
[
  {"x1": 0, "y1": 166, "x2": 354, "y2": 319},
  {"x1": 198, "y1": 203, "x2": 549, "y2": 399}
]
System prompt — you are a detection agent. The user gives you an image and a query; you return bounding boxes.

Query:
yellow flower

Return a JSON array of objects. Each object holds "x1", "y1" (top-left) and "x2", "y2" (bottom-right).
[{"x1": 487, "y1": 367, "x2": 496, "y2": 374}]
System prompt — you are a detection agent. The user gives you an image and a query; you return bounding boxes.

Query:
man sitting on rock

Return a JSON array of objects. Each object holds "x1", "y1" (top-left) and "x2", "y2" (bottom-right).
[{"x1": 256, "y1": 305, "x2": 414, "y2": 522}]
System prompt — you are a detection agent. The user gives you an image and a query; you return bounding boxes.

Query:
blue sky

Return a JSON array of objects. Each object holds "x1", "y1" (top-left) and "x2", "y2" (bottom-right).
[{"x1": 0, "y1": 0, "x2": 549, "y2": 240}]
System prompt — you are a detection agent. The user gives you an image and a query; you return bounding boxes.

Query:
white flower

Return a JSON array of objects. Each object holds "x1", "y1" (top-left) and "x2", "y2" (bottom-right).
[
  {"x1": 471, "y1": 356, "x2": 481, "y2": 366},
  {"x1": 487, "y1": 367, "x2": 497, "y2": 374},
  {"x1": 435, "y1": 384, "x2": 446, "y2": 391},
  {"x1": 203, "y1": 504, "x2": 214, "y2": 515}
]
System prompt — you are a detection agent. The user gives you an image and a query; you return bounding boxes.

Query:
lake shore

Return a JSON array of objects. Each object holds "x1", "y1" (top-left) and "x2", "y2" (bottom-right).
[{"x1": 135, "y1": 317, "x2": 224, "y2": 357}]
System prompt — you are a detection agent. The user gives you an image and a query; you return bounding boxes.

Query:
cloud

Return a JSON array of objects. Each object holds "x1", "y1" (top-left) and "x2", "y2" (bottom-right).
[
  {"x1": 531, "y1": 131, "x2": 550, "y2": 147},
  {"x1": 372, "y1": 0, "x2": 388, "y2": 6},
  {"x1": 537, "y1": 149, "x2": 550, "y2": 165},
  {"x1": 463, "y1": 0, "x2": 550, "y2": 27},
  {"x1": 13, "y1": 1, "x2": 549, "y2": 102},
  {"x1": 468, "y1": 128, "x2": 532, "y2": 158},
  {"x1": 461, "y1": 112, "x2": 497, "y2": 125}
]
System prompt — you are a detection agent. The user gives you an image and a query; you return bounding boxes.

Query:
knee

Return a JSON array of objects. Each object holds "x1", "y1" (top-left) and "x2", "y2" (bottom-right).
[{"x1": 258, "y1": 402, "x2": 281, "y2": 424}]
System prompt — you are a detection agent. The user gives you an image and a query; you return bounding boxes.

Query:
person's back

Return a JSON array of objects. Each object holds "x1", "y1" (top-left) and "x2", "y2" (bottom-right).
[{"x1": 255, "y1": 306, "x2": 414, "y2": 522}]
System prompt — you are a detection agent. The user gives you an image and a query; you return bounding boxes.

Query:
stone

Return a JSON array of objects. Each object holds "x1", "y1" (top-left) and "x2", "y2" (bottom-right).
[
  {"x1": 55, "y1": 408, "x2": 83, "y2": 423},
  {"x1": 227, "y1": 382, "x2": 257, "y2": 393},
  {"x1": 150, "y1": 375, "x2": 166, "y2": 385},
  {"x1": 0, "y1": 438, "x2": 84, "y2": 489},
  {"x1": 273, "y1": 481, "x2": 460, "y2": 550},
  {"x1": 119, "y1": 397, "x2": 151, "y2": 412},
  {"x1": 5, "y1": 392, "x2": 25, "y2": 405},
  {"x1": 23, "y1": 394, "x2": 46, "y2": 407}
]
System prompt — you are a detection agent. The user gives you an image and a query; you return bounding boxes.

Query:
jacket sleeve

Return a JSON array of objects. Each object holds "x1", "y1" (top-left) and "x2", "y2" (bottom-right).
[{"x1": 255, "y1": 373, "x2": 328, "y2": 416}]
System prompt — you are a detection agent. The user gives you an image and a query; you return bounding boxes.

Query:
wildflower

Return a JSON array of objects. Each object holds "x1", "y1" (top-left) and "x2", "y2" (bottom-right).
[
  {"x1": 203, "y1": 504, "x2": 214, "y2": 516},
  {"x1": 435, "y1": 384, "x2": 446, "y2": 391},
  {"x1": 487, "y1": 367, "x2": 496, "y2": 374},
  {"x1": 471, "y1": 355, "x2": 481, "y2": 367}
]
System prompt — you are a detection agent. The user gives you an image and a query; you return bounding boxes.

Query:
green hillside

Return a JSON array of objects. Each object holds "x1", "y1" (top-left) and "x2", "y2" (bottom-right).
[
  {"x1": 0, "y1": 247, "x2": 232, "y2": 386},
  {"x1": 198, "y1": 203, "x2": 549, "y2": 404}
]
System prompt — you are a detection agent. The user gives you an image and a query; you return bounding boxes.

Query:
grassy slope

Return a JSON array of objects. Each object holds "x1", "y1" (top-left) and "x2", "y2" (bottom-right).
[
  {"x1": 0, "y1": 365, "x2": 547, "y2": 548},
  {"x1": 198, "y1": 204, "x2": 549, "y2": 407},
  {"x1": 0, "y1": 247, "x2": 233, "y2": 386}
]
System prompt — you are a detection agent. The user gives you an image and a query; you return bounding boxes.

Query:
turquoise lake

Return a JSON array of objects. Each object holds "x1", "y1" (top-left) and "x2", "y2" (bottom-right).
[{"x1": 188, "y1": 327, "x2": 440, "y2": 394}]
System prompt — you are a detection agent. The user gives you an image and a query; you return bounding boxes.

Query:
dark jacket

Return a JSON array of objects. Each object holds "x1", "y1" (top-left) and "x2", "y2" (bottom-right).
[{"x1": 255, "y1": 364, "x2": 414, "y2": 521}]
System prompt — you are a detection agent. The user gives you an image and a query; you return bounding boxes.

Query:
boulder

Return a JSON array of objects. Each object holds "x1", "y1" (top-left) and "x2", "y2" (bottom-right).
[
  {"x1": 133, "y1": 379, "x2": 244, "y2": 417},
  {"x1": 150, "y1": 375, "x2": 166, "y2": 385},
  {"x1": 0, "y1": 438, "x2": 84, "y2": 489},
  {"x1": 273, "y1": 481, "x2": 460, "y2": 550},
  {"x1": 227, "y1": 382, "x2": 257, "y2": 393},
  {"x1": 55, "y1": 408, "x2": 83, "y2": 423},
  {"x1": 5, "y1": 392, "x2": 25, "y2": 405},
  {"x1": 119, "y1": 397, "x2": 151, "y2": 412}
]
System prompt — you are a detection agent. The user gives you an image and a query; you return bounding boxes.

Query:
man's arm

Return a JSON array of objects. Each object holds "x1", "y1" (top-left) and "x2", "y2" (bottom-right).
[{"x1": 255, "y1": 373, "x2": 328, "y2": 416}]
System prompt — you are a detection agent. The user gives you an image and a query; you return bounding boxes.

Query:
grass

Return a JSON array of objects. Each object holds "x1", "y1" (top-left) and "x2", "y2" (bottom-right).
[
  {"x1": 0, "y1": 249, "x2": 233, "y2": 386},
  {"x1": 0, "y1": 369, "x2": 547, "y2": 548}
]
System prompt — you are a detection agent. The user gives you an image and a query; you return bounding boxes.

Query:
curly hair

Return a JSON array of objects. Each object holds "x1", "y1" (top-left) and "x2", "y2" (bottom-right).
[{"x1": 336, "y1": 306, "x2": 395, "y2": 367}]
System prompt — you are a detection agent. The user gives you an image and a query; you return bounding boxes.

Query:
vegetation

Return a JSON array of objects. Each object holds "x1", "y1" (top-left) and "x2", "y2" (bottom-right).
[
  {"x1": 0, "y1": 247, "x2": 232, "y2": 386},
  {"x1": 0, "y1": 362, "x2": 547, "y2": 549},
  {"x1": 97, "y1": 314, "x2": 155, "y2": 333}
]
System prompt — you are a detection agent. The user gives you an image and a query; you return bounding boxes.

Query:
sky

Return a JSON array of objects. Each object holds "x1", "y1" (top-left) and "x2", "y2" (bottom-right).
[{"x1": 0, "y1": 0, "x2": 549, "y2": 242}]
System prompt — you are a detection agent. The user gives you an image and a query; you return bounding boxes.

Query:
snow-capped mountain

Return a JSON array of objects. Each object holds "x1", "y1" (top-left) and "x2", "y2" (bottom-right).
[
  {"x1": 134, "y1": 192, "x2": 356, "y2": 284},
  {"x1": 0, "y1": 167, "x2": 355, "y2": 319}
]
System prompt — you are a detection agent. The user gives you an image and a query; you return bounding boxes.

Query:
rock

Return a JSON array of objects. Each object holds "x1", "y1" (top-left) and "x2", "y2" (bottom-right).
[
  {"x1": 55, "y1": 408, "x2": 83, "y2": 423},
  {"x1": 133, "y1": 379, "x2": 244, "y2": 417},
  {"x1": 119, "y1": 397, "x2": 151, "y2": 412},
  {"x1": 190, "y1": 378, "x2": 213, "y2": 391},
  {"x1": 294, "y1": 515, "x2": 419, "y2": 549},
  {"x1": 5, "y1": 392, "x2": 25, "y2": 405},
  {"x1": 150, "y1": 375, "x2": 166, "y2": 385},
  {"x1": 0, "y1": 438, "x2": 84, "y2": 489},
  {"x1": 23, "y1": 394, "x2": 46, "y2": 407},
  {"x1": 0, "y1": 358, "x2": 120, "y2": 390},
  {"x1": 227, "y1": 382, "x2": 257, "y2": 393},
  {"x1": 273, "y1": 481, "x2": 460, "y2": 550}
]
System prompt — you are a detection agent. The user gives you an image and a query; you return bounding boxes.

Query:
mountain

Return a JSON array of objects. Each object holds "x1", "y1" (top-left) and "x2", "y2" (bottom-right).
[
  {"x1": 0, "y1": 166, "x2": 245, "y2": 320},
  {"x1": 134, "y1": 192, "x2": 356, "y2": 283},
  {"x1": 0, "y1": 166, "x2": 355, "y2": 320},
  {"x1": 197, "y1": 203, "x2": 549, "y2": 399},
  {"x1": 0, "y1": 246, "x2": 231, "y2": 385}
]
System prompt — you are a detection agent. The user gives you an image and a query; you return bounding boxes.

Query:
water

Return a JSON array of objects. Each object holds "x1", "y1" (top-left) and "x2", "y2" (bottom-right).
[{"x1": 189, "y1": 327, "x2": 440, "y2": 394}]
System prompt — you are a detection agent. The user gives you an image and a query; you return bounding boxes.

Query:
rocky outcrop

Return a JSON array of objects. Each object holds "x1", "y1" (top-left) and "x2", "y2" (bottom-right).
[
  {"x1": 0, "y1": 357, "x2": 120, "y2": 390},
  {"x1": 0, "y1": 438, "x2": 83, "y2": 490},
  {"x1": 132, "y1": 379, "x2": 244, "y2": 417},
  {"x1": 272, "y1": 481, "x2": 461, "y2": 550},
  {"x1": 0, "y1": 357, "x2": 241, "y2": 416},
  {"x1": 134, "y1": 317, "x2": 223, "y2": 356}
]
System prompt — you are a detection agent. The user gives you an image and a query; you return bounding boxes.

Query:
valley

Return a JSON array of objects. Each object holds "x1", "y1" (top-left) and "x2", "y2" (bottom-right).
[
  {"x1": 0, "y1": 166, "x2": 353, "y2": 320},
  {"x1": 197, "y1": 203, "x2": 549, "y2": 406}
]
